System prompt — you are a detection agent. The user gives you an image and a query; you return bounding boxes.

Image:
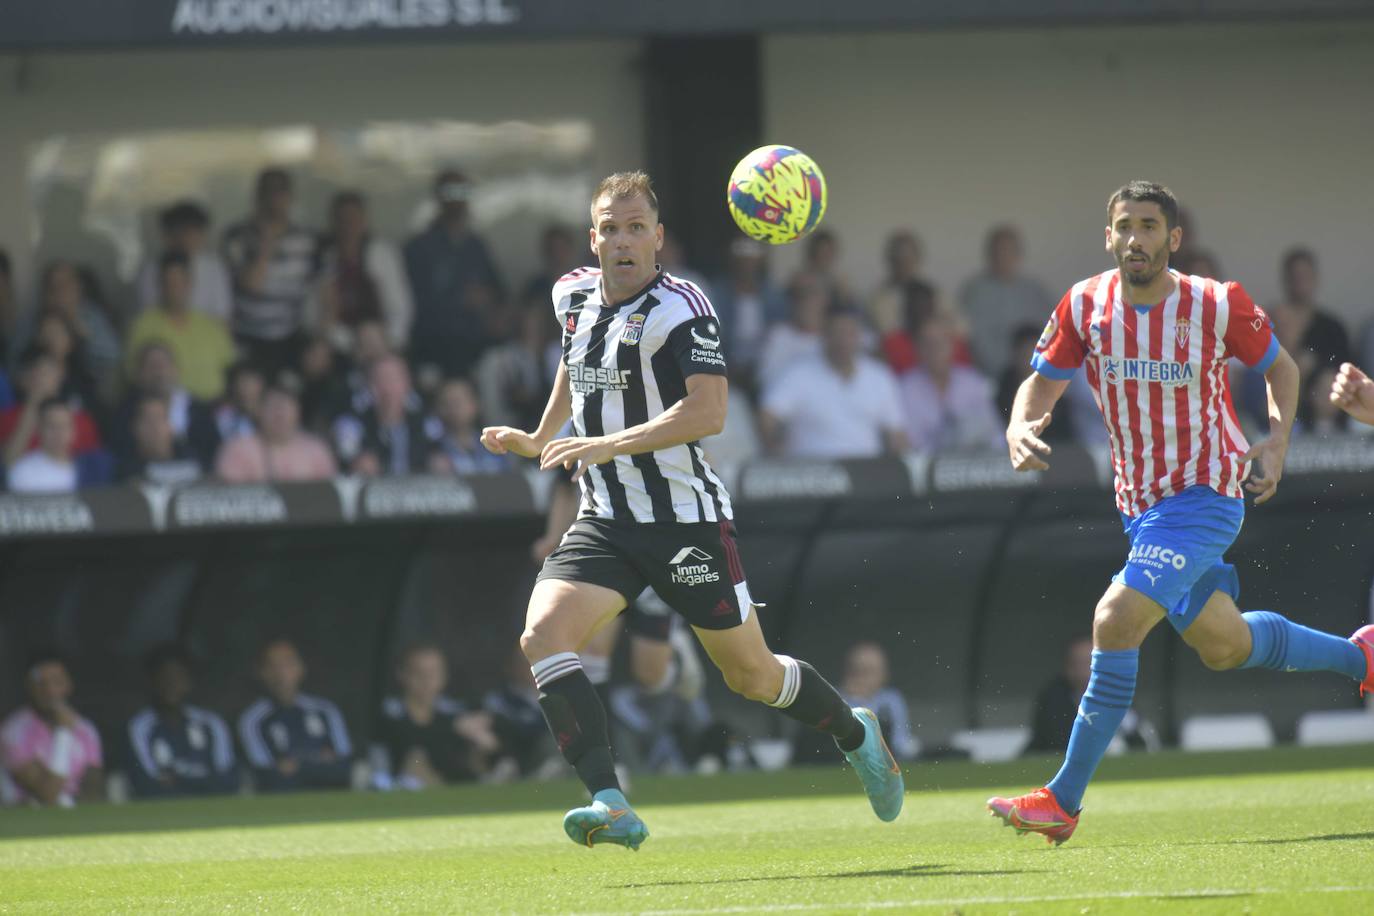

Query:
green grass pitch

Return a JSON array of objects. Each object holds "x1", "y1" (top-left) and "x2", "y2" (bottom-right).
[{"x1": 2, "y1": 746, "x2": 1371, "y2": 914}]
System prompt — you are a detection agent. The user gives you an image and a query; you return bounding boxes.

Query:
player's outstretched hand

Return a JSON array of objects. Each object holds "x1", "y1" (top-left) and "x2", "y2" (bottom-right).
[
  {"x1": 481, "y1": 426, "x2": 542, "y2": 458},
  {"x1": 1006, "y1": 412, "x2": 1053, "y2": 472},
  {"x1": 1241, "y1": 436, "x2": 1288, "y2": 505},
  {"x1": 540, "y1": 436, "x2": 617, "y2": 481},
  {"x1": 1329, "y1": 362, "x2": 1374, "y2": 427}
]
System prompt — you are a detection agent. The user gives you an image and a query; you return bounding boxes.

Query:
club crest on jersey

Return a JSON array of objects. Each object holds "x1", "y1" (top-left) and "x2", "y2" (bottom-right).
[
  {"x1": 1036, "y1": 315, "x2": 1058, "y2": 353},
  {"x1": 1175, "y1": 319, "x2": 1191, "y2": 349},
  {"x1": 620, "y1": 313, "x2": 646, "y2": 346}
]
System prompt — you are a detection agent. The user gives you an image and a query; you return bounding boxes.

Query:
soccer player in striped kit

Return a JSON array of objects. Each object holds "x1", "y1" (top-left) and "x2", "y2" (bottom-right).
[
  {"x1": 482, "y1": 171, "x2": 903, "y2": 849},
  {"x1": 989, "y1": 180, "x2": 1374, "y2": 845}
]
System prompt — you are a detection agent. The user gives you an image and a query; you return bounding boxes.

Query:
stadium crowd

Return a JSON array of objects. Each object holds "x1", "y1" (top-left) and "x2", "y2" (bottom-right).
[{"x1": 1, "y1": 167, "x2": 1368, "y2": 495}]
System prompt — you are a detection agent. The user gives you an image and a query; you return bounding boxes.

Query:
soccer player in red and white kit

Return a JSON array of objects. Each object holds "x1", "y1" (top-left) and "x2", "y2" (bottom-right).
[{"x1": 988, "y1": 181, "x2": 1374, "y2": 845}]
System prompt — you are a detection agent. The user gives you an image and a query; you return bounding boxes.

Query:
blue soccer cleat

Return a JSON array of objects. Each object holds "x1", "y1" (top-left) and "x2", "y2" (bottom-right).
[
  {"x1": 842, "y1": 707, "x2": 905, "y2": 822},
  {"x1": 563, "y1": 789, "x2": 649, "y2": 851}
]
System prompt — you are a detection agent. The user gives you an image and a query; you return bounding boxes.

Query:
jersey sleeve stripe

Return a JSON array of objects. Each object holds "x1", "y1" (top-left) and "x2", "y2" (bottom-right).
[
  {"x1": 677, "y1": 278, "x2": 717, "y2": 317},
  {"x1": 1253, "y1": 335, "x2": 1280, "y2": 374},
  {"x1": 665, "y1": 277, "x2": 708, "y2": 317},
  {"x1": 1029, "y1": 353, "x2": 1076, "y2": 379}
]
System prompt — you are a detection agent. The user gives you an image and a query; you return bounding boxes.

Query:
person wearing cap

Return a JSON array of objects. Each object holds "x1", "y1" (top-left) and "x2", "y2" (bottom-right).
[
  {"x1": 214, "y1": 374, "x2": 337, "y2": 482},
  {"x1": 403, "y1": 169, "x2": 505, "y2": 377},
  {"x1": 1, "y1": 651, "x2": 104, "y2": 807}
]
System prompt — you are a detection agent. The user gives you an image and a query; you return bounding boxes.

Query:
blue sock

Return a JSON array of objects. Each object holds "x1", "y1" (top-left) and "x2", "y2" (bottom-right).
[
  {"x1": 593, "y1": 788, "x2": 630, "y2": 809},
  {"x1": 1046, "y1": 648, "x2": 1138, "y2": 813},
  {"x1": 1240, "y1": 611, "x2": 1366, "y2": 680}
]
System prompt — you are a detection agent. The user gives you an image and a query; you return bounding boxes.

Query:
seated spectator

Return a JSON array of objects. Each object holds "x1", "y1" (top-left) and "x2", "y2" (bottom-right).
[
  {"x1": 125, "y1": 251, "x2": 237, "y2": 401},
  {"x1": 711, "y1": 238, "x2": 787, "y2": 385},
  {"x1": 125, "y1": 644, "x2": 237, "y2": 799},
  {"x1": 333, "y1": 355, "x2": 433, "y2": 476},
  {"x1": 298, "y1": 336, "x2": 355, "y2": 434},
  {"x1": 117, "y1": 341, "x2": 220, "y2": 468},
  {"x1": 866, "y1": 229, "x2": 925, "y2": 335},
  {"x1": 958, "y1": 225, "x2": 1052, "y2": 377},
  {"x1": 1, "y1": 651, "x2": 103, "y2": 807},
  {"x1": 116, "y1": 395, "x2": 204, "y2": 485},
  {"x1": 404, "y1": 170, "x2": 505, "y2": 378},
  {"x1": 237, "y1": 638, "x2": 352, "y2": 793},
  {"x1": 760, "y1": 306, "x2": 906, "y2": 459},
  {"x1": 1024, "y1": 637, "x2": 1159, "y2": 756},
  {"x1": 315, "y1": 190, "x2": 413, "y2": 351},
  {"x1": 1174, "y1": 248, "x2": 1222, "y2": 280},
  {"x1": 215, "y1": 377, "x2": 336, "y2": 482},
  {"x1": 900, "y1": 312, "x2": 1003, "y2": 452},
  {"x1": 222, "y1": 167, "x2": 319, "y2": 376},
  {"x1": 427, "y1": 377, "x2": 508, "y2": 475},
  {"x1": 135, "y1": 200, "x2": 233, "y2": 322},
  {"x1": 19, "y1": 261, "x2": 123, "y2": 397},
  {"x1": 34, "y1": 308, "x2": 102, "y2": 413},
  {"x1": 371, "y1": 643, "x2": 500, "y2": 790},
  {"x1": 839, "y1": 642, "x2": 920, "y2": 761},
  {"x1": 0, "y1": 248, "x2": 14, "y2": 364},
  {"x1": 1271, "y1": 248, "x2": 1351, "y2": 427},
  {"x1": 0, "y1": 348, "x2": 104, "y2": 469},
  {"x1": 214, "y1": 359, "x2": 266, "y2": 443},
  {"x1": 880, "y1": 279, "x2": 975, "y2": 374},
  {"x1": 757, "y1": 272, "x2": 829, "y2": 383},
  {"x1": 796, "y1": 228, "x2": 855, "y2": 308},
  {"x1": 5, "y1": 399, "x2": 110, "y2": 493},
  {"x1": 474, "y1": 307, "x2": 558, "y2": 432},
  {"x1": 482, "y1": 646, "x2": 555, "y2": 778}
]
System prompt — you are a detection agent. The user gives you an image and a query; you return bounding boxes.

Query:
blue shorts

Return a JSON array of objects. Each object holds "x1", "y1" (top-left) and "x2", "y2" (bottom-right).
[{"x1": 1112, "y1": 486, "x2": 1244, "y2": 633}]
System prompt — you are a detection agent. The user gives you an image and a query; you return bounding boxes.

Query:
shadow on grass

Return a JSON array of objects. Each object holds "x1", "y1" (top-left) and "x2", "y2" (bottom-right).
[
  {"x1": 1, "y1": 744, "x2": 1370, "y2": 842},
  {"x1": 612, "y1": 862, "x2": 1037, "y2": 889},
  {"x1": 1097, "y1": 829, "x2": 1374, "y2": 850}
]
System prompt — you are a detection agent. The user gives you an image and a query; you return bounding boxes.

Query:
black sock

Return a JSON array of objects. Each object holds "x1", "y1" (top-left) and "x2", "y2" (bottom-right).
[
  {"x1": 530, "y1": 653, "x2": 620, "y2": 795},
  {"x1": 769, "y1": 655, "x2": 865, "y2": 752}
]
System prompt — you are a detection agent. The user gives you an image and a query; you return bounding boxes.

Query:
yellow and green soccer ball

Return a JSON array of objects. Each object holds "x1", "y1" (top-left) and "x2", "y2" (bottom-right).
[{"x1": 727, "y1": 144, "x2": 827, "y2": 245}]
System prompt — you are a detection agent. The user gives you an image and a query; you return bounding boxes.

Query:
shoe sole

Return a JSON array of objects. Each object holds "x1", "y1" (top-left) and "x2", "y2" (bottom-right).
[
  {"x1": 987, "y1": 799, "x2": 1074, "y2": 847},
  {"x1": 563, "y1": 810, "x2": 648, "y2": 851}
]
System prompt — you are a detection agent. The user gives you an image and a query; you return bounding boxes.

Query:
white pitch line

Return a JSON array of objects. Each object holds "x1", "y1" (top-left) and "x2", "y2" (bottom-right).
[{"x1": 565, "y1": 884, "x2": 1374, "y2": 916}]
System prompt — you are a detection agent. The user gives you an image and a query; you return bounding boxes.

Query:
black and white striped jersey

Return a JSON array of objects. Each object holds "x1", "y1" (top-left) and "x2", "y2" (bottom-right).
[{"x1": 554, "y1": 266, "x2": 734, "y2": 524}]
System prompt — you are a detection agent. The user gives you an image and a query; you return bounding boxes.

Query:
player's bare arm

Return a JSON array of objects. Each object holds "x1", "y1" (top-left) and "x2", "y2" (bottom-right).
[
  {"x1": 1329, "y1": 362, "x2": 1374, "y2": 426},
  {"x1": 1242, "y1": 343, "x2": 1298, "y2": 505},
  {"x1": 481, "y1": 359, "x2": 573, "y2": 458},
  {"x1": 540, "y1": 374, "x2": 726, "y2": 480},
  {"x1": 1006, "y1": 372, "x2": 1068, "y2": 472}
]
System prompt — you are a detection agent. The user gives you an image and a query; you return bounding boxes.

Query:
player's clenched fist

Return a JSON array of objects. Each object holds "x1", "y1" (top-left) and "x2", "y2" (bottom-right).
[
  {"x1": 481, "y1": 426, "x2": 542, "y2": 458},
  {"x1": 1329, "y1": 362, "x2": 1374, "y2": 427},
  {"x1": 1006, "y1": 412, "x2": 1053, "y2": 472}
]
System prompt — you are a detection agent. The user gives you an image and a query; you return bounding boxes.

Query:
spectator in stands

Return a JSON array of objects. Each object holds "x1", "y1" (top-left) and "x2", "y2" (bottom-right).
[
  {"x1": 371, "y1": 643, "x2": 501, "y2": 789},
  {"x1": 0, "y1": 348, "x2": 105, "y2": 471},
  {"x1": 237, "y1": 638, "x2": 352, "y2": 793},
  {"x1": 659, "y1": 231, "x2": 715, "y2": 300},
  {"x1": 482, "y1": 645, "x2": 556, "y2": 778},
  {"x1": 125, "y1": 251, "x2": 237, "y2": 402},
  {"x1": 711, "y1": 238, "x2": 787, "y2": 386},
  {"x1": 427, "y1": 377, "x2": 508, "y2": 475},
  {"x1": 1, "y1": 651, "x2": 104, "y2": 807},
  {"x1": 34, "y1": 308, "x2": 102, "y2": 415},
  {"x1": 958, "y1": 225, "x2": 1052, "y2": 377},
  {"x1": 116, "y1": 395, "x2": 204, "y2": 485},
  {"x1": 799, "y1": 229, "x2": 854, "y2": 307},
  {"x1": 117, "y1": 341, "x2": 219, "y2": 468},
  {"x1": 404, "y1": 169, "x2": 504, "y2": 378},
  {"x1": 757, "y1": 272, "x2": 828, "y2": 383},
  {"x1": 760, "y1": 305, "x2": 907, "y2": 459},
  {"x1": 214, "y1": 359, "x2": 266, "y2": 443},
  {"x1": 0, "y1": 248, "x2": 14, "y2": 365},
  {"x1": 4, "y1": 399, "x2": 110, "y2": 493},
  {"x1": 839, "y1": 642, "x2": 919, "y2": 761},
  {"x1": 136, "y1": 200, "x2": 233, "y2": 322},
  {"x1": 125, "y1": 644, "x2": 237, "y2": 798},
  {"x1": 222, "y1": 167, "x2": 319, "y2": 376},
  {"x1": 474, "y1": 306, "x2": 557, "y2": 432},
  {"x1": 20, "y1": 262, "x2": 122, "y2": 399},
  {"x1": 333, "y1": 355, "x2": 432, "y2": 476},
  {"x1": 880, "y1": 279, "x2": 974, "y2": 375},
  {"x1": 216, "y1": 377, "x2": 336, "y2": 482},
  {"x1": 900, "y1": 311, "x2": 1003, "y2": 452},
  {"x1": 1174, "y1": 248, "x2": 1222, "y2": 280},
  {"x1": 315, "y1": 190, "x2": 413, "y2": 352},
  {"x1": 998, "y1": 324, "x2": 1074, "y2": 443},
  {"x1": 1024, "y1": 636, "x2": 1159, "y2": 755},
  {"x1": 298, "y1": 335, "x2": 353, "y2": 434},
  {"x1": 866, "y1": 229, "x2": 925, "y2": 335},
  {"x1": 520, "y1": 223, "x2": 582, "y2": 310},
  {"x1": 1271, "y1": 248, "x2": 1351, "y2": 427}
]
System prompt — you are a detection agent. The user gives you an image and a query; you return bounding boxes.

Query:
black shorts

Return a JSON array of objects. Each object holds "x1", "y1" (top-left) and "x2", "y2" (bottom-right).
[
  {"x1": 536, "y1": 516, "x2": 754, "y2": 631},
  {"x1": 624, "y1": 588, "x2": 673, "y2": 642}
]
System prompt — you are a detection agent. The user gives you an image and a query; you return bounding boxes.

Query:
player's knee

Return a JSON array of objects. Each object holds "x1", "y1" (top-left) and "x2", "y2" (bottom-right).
[
  {"x1": 519, "y1": 623, "x2": 565, "y2": 663},
  {"x1": 1197, "y1": 641, "x2": 1248, "y2": 671},
  {"x1": 1092, "y1": 603, "x2": 1139, "y2": 650},
  {"x1": 720, "y1": 658, "x2": 778, "y2": 702}
]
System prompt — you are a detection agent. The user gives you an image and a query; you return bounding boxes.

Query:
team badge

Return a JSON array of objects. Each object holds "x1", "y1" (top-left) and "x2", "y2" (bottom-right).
[
  {"x1": 1035, "y1": 315, "x2": 1058, "y2": 352},
  {"x1": 620, "y1": 313, "x2": 646, "y2": 346},
  {"x1": 1175, "y1": 319, "x2": 1191, "y2": 349}
]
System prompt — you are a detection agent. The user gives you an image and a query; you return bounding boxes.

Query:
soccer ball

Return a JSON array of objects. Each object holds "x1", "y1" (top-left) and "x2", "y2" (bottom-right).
[{"x1": 726, "y1": 145, "x2": 827, "y2": 245}]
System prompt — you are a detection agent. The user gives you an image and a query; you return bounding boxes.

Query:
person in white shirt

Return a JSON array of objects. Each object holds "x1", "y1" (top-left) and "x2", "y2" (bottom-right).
[
  {"x1": 757, "y1": 272, "x2": 829, "y2": 384},
  {"x1": 900, "y1": 311, "x2": 1003, "y2": 453},
  {"x1": 314, "y1": 191, "x2": 414, "y2": 352},
  {"x1": 760, "y1": 306, "x2": 907, "y2": 459},
  {"x1": 136, "y1": 201, "x2": 234, "y2": 322},
  {"x1": 6, "y1": 399, "x2": 79, "y2": 494}
]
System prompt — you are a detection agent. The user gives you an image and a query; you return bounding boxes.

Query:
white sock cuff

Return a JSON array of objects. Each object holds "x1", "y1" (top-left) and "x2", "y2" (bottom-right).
[
  {"x1": 531, "y1": 652, "x2": 582, "y2": 689},
  {"x1": 768, "y1": 654, "x2": 801, "y2": 708},
  {"x1": 581, "y1": 653, "x2": 611, "y2": 685}
]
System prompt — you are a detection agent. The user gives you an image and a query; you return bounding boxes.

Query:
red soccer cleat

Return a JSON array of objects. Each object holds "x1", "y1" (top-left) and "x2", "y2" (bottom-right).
[
  {"x1": 987, "y1": 787, "x2": 1080, "y2": 846},
  {"x1": 1351, "y1": 625, "x2": 1374, "y2": 696}
]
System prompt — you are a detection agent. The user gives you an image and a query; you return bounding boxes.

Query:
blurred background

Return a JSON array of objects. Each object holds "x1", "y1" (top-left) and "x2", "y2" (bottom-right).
[{"x1": 1, "y1": 1, "x2": 1372, "y2": 805}]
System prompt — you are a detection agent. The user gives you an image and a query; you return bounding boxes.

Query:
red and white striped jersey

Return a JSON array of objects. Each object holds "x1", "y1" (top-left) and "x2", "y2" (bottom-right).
[{"x1": 1031, "y1": 269, "x2": 1279, "y2": 517}]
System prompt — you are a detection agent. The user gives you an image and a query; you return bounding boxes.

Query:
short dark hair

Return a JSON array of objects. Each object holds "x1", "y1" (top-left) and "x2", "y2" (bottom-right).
[
  {"x1": 225, "y1": 358, "x2": 266, "y2": 389},
  {"x1": 825, "y1": 303, "x2": 865, "y2": 325},
  {"x1": 18, "y1": 344, "x2": 56, "y2": 372},
  {"x1": 331, "y1": 190, "x2": 366, "y2": 213},
  {"x1": 396, "y1": 640, "x2": 445, "y2": 669},
  {"x1": 255, "y1": 167, "x2": 292, "y2": 200},
  {"x1": 37, "y1": 396, "x2": 69, "y2": 419},
  {"x1": 134, "y1": 393, "x2": 170, "y2": 417},
  {"x1": 1107, "y1": 180, "x2": 1179, "y2": 228},
  {"x1": 25, "y1": 648, "x2": 65, "y2": 681},
  {"x1": 258, "y1": 636, "x2": 300, "y2": 663},
  {"x1": 159, "y1": 200, "x2": 210, "y2": 233},
  {"x1": 984, "y1": 224, "x2": 1022, "y2": 260},
  {"x1": 159, "y1": 249, "x2": 190, "y2": 275},
  {"x1": 144, "y1": 642, "x2": 192, "y2": 678},
  {"x1": 1281, "y1": 246, "x2": 1317, "y2": 277},
  {"x1": 591, "y1": 171, "x2": 659, "y2": 220}
]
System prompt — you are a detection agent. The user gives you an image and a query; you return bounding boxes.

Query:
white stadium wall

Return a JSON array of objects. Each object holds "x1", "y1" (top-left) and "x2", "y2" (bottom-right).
[
  {"x1": 0, "y1": 39, "x2": 645, "y2": 300},
  {"x1": 763, "y1": 22, "x2": 1374, "y2": 326}
]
